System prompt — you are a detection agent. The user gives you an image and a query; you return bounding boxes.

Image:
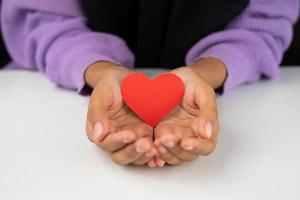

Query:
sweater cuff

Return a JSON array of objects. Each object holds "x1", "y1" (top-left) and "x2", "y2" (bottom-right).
[
  {"x1": 68, "y1": 53, "x2": 123, "y2": 96},
  {"x1": 186, "y1": 43, "x2": 261, "y2": 92},
  {"x1": 46, "y1": 32, "x2": 135, "y2": 95}
]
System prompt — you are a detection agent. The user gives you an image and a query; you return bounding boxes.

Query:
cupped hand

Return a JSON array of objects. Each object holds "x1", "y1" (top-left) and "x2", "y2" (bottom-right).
[
  {"x1": 85, "y1": 62, "x2": 157, "y2": 166},
  {"x1": 153, "y1": 66, "x2": 220, "y2": 166}
]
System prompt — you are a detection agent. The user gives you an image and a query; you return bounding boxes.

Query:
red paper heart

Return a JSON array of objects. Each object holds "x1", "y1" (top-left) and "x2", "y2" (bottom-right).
[{"x1": 121, "y1": 72, "x2": 185, "y2": 127}]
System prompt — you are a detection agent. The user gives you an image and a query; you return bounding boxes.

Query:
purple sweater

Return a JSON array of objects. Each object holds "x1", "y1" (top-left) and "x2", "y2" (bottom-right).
[{"x1": 1, "y1": 0, "x2": 299, "y2": 93}]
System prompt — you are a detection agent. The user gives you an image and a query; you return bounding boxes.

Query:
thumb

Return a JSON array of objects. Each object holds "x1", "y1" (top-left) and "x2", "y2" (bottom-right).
[
  {"x1": 86, "y1": 83, "x2": 118, "y2": 143},
  {"x1": 193, "y1": 81, "x2": 219, "y2": 141}
]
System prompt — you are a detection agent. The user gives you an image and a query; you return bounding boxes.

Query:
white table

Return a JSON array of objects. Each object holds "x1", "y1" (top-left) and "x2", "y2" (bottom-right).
[{"x1": 0, "y1": 68, "x2": 299, "y2": 200}]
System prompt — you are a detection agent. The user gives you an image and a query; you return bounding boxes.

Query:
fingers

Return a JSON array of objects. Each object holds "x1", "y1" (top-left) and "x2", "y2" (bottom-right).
[
  {"x1": 89, "y1": 120, "x2": 156, "y2": 166},
  {"x1": 110, "y1": 137, "x2": 152, "y2": 165},
  {"x1": 155, "y1": 144, "x2": 181, "y2": 166},
  {"x1": 155, "y1": 134, "x2": 198, "y2": 163},
  {"x1": 180, "y1": 137, "x2": 216, "y2": 156},
  {"x1": 147, "y1": 158, "x2": 157, "y2": 168},
  {"x1": 131, "y1": 136, "x2": 157, "y2": 165},
  {"x1": 154, "y1": 124, "x2": 195, "y2": 140},
  {"x1": 155, "y1": 155, "x2": 166, "y2": 167},
  {"x1": 92, "y1": 128, "x2": 157, "y2": 166},
  {"x1": 97, "y1": 130, "x2": 136, "y2": 152},
  {"x1": 154, "y1": 126, "x2": 180, "y2": 166},
  {"x1": 124, "y1": 125, "x2": 156, "y2": 166},
  {"x1": 132, "y1": 144, "x2": 157, "y2": 165}
]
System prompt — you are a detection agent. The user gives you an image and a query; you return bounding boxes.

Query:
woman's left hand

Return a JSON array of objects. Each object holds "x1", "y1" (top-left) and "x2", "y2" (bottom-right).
[{"x1": 152, "y1": 66, "x2": 220, "y2": 166}]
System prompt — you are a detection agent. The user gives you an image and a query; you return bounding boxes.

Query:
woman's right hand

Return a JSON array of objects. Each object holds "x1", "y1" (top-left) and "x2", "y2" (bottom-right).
[{"x1": 84, "y1": 62, "x2": 157, "y2": 166}]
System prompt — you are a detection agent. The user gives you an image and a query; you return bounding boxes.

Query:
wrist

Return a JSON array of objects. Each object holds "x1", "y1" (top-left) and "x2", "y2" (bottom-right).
[
  {"x1": 84, "y1": 61, "x2": 130, "y2": 88},
  {"x1": 189, "y1": 57, "x2": 227, "y2": 89}
]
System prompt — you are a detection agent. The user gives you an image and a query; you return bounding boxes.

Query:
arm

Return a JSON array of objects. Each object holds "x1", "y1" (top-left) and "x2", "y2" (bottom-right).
[
  {"x1": 1, "y1": 0, "x2": 134, "y2": 94},
  {"x1": 186, "y1": 0, "x2": 299, "y2": 92}
]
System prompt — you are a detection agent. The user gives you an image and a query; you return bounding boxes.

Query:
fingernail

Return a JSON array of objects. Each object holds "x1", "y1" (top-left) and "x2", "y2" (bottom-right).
[
  {"x1": 123, "y1": 138, "x2": 132, "y2": 143},
  {"x1": 122, "y1": 135, "x2": 134, "y2": 144},
  {"x1": 93, "y1": 122, "x2": 103, "y2": 141},
  {"x1": 183, "y1": 145, "x2": 194, "y2": 151},
  {"x1": 157, "y1": 159, "x2": 165, "y2": 167},
  {"x1": 148, "y1": 160, "x2": 156, "y2": 168},
  {"x1": 135, "y1": 145, "x2": 146, "y2": 153},
  {"x1": 204, "y1": 122, "x2": 213, "y2": 139},
  {"x1": 159, "y1": 146, "x2": 167, "y2": 154},
  {"x1": 165, "y1": 141, "x2": 175, "y2": 148},
  {"x1": 136, "y1": 146, "x2": 144, "y2": 153}
]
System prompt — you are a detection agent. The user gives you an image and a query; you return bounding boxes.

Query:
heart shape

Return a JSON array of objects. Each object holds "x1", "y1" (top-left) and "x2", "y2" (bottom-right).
[{"x1": 121, "y1": 72, "x2": 185, "y2": 127}]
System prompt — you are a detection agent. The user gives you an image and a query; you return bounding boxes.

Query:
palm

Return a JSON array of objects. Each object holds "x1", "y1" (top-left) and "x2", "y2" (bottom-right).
[
  {"x1": 87, "y1": 78, "x2": 156, "y2": 166},
  {"x1": 103, "y1": 83, "x2": 153, "y2": 139},
  {"x1": 109, "y1": 103, "x2": 153, "y2": 136},
  {"x1": 152, "y1": 96, "x2": 201, "y2": 166},
  {"x1": 155, "y1": 80, "x2": 200, "y2": 139}
]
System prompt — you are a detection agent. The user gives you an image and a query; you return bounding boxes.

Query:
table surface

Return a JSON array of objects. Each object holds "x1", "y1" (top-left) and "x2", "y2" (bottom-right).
[{"x1": 0, "y1": 68, "x2": 299, "y2": 200}]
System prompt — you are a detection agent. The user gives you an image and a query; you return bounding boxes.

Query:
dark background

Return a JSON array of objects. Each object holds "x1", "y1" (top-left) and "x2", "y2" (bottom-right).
[
  {"x1": 282, "y1": 21, "x2": 300, "y2": 66},
  {"x1": 0, "y1": 31, "x2": 10, "y2": 68}
]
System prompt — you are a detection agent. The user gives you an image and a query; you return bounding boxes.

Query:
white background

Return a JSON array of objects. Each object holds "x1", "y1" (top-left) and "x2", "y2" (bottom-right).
[{"x1": 0, "y1": 68, "x2": 299, "y2": 200}]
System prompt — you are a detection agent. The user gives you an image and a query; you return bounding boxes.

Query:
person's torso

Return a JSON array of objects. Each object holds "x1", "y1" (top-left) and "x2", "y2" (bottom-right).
[{"x1": 81, "y1": 0, "x2": 249, "y2": 68}]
